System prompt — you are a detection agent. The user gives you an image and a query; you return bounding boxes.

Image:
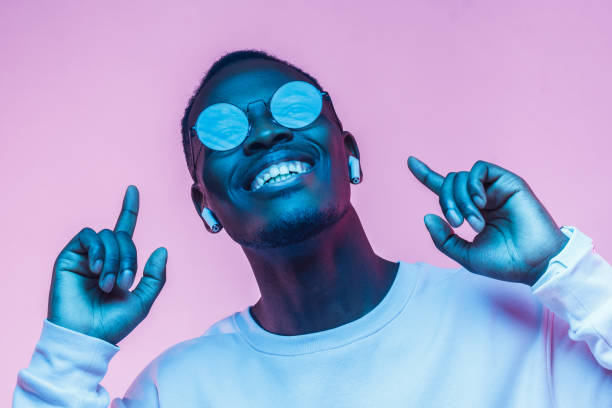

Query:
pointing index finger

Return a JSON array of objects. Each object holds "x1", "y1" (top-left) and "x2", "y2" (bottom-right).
[
  {"x1": 114, "y1": 185, "x2": 139, "y2": 237},
  {"x1": 407, "y1": 156, "x2": 444, "y2": 196}
]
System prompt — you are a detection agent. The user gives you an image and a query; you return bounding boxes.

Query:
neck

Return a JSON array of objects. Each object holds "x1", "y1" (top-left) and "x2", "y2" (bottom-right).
[{"x1": 243, "y1": 205, "x2": 398, "y2": 335}]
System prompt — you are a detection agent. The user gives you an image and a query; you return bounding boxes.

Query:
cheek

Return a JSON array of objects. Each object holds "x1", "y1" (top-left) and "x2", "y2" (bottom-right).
[
  {"x1": 200, "y1": 162, "x2": 233, "y2": 205},
  {"x1": 309, "y1": 116, "x2": 343, "y2": 156},
  {"x1": 319, "y1": 129, "x2": 347, "y2": 178}
]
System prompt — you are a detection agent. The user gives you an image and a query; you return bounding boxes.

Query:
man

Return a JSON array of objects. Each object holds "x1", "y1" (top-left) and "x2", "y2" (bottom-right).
[{"x1": 13, "y1": 50, "x2": 612, "y2": 406}]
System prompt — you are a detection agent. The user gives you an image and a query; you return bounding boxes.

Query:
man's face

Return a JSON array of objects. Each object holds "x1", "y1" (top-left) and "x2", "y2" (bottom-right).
[{"x1": 189, "y1": 58, "x2": 356, "y2": 248}]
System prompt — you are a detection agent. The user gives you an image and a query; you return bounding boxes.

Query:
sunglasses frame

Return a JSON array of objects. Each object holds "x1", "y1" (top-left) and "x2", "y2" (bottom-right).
[{"x1": 188, "y1": 81, "x2": 333, "y2": 181}]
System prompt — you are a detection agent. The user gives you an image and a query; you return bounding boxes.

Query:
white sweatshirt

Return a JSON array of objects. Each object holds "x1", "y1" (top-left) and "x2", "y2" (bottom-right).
[{"x1": 13, "y1": 226, "x2": 612, "y2": 407}]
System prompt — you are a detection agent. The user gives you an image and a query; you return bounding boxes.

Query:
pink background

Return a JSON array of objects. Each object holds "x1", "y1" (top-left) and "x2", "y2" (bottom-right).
[{"x1": 3, "y1": 0, "x2": 611, "y2": 401}]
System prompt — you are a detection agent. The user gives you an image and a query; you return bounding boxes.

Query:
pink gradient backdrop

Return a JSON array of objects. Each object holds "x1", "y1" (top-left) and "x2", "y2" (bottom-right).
[{"x1": 3, "y1": 0, "x2": 611, "y2": 401}]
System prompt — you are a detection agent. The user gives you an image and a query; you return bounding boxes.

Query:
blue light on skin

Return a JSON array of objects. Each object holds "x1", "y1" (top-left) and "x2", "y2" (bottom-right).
[{"x1": 188, "y1": 58, "x2": 399, "y2": 335}]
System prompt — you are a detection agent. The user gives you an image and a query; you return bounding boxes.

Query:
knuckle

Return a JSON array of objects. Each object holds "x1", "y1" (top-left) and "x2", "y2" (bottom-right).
[
  {"x1": 440, "y1": 177, "x2": 451, "y2": 191},
  {"x1": 438, "y1": 195, "x2": 446, "y2": 208},
  {"x1": 506, "y1": 173, "x2": 525, "y2": 188},
  {"x1": 117, "y1": 234, "x2": 136, "y2": 250},
  {"x1": 471, "y1": 161, "x2": 484, "y2": 173},
  {"x1": 463, "y1": 201, "x2": 477, "y2": 213},
  {"x1": 104, "y1": 254, "x2": 120, "y2": 266},
  {"x1": 116, "y1": 230, "x2": 131, "y2": 240},
  {"x1": 121, "y1": 257, "x2": 137, "y2": 268},
  {"x1": 439, "y1": 196, "x2": 454, "y2": 210},
  {"x1": 80, "y1": 227, "x2": 95, "y2": 235},
  {"x1": 454, "y1": 174, "x2": 467, "y2": 188},
  {"x1": 439, "y1": 234, "x2": 454, "y2": 250},
  {"x1": 453, "y1": 197, "x2": 466, "y2": 210},
  {"x1": 54, "y1": 255, "x2": 73, "y2": 271},
  {"x1": 99, "y1": 228, "x2": 113, "y2": 235},
  {"x1": 464, "y1": 208, "x2": 478, "y2": 220},
  {"x1": 515, "y1": 178, "x2": 529, "y2": 192}
]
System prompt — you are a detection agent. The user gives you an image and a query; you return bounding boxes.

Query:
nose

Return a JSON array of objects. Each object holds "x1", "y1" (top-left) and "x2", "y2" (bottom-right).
[{"x1": 242, "y1": 101, "x2": 293, "y2": 155}]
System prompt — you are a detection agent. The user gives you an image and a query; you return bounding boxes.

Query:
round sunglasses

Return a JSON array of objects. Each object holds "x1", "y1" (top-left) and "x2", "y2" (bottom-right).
[{"x1": 188, "y1": 81, "x2": 331, "y2": 175}]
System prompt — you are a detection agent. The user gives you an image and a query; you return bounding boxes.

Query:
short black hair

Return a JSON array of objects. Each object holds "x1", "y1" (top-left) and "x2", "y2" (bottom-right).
[{"x1": 181, "y1": 49, "x2": 324, "y2": 183}]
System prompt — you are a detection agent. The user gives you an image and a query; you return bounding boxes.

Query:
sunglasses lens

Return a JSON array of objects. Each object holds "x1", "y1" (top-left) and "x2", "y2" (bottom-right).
[
  {"x1": 270, "y1": 81, "x2": 323, "y2": 129},
  {"x1": 194, "y1": 103, "x2": 248, "y2": 151}
]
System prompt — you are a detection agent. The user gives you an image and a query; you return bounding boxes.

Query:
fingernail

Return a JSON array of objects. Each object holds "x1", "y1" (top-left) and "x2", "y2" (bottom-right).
[
  {"x1": 447, "y1": 209, "x2": 462, "y2": 227},
  {"x1": 118, "y1": 269, "x2": 134, "y2": 290},
  {"x1": 472, "y1": 194, "x2": 485, "y2": 208},
  {"x1": 92, "y1": 260, "x2": 103, "y2": 275},
  {"x1": 100, "y1": 274, "x2": 114, "y2": 293},
  {"x1": 467, "y1": 215, "x2": 485, "y2": 232}
]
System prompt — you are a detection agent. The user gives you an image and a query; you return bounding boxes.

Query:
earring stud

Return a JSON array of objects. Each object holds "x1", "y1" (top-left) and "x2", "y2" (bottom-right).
[
  {"x1": 201, "y1": 207, "x2": 221, "y2": 233},
  {"x1": 348, "y1": 155, "x2": 361, "y2": 184}
]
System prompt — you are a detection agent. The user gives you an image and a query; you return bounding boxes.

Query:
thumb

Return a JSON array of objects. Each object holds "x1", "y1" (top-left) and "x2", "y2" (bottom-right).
[
  {"x1": 132, "y1": 247, "x2": 167, "y2": 315},
  {"x1": 424, "y1": 214, "x2": 471, "y2": 269}
]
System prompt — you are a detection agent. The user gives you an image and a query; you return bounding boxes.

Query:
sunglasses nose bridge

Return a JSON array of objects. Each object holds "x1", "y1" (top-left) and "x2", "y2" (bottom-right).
[
  {"x1": 243, "y1": 100, "x2": 293, "y2": 154},
  {"x1": 246, "y1": 99, "x2": 277, "y2": 132},
  {"x1": 245, "y1": 99, "x2": 271, "y2": 122}
]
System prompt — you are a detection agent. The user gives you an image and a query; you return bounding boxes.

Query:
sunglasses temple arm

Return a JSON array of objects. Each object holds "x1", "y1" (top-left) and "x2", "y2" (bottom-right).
[
  {"x1": 324, "y1": 93, "x2": 344, "y2": 132},
  {"x1": 188, "y1": 128, "x2": 198, "y2": 181}
]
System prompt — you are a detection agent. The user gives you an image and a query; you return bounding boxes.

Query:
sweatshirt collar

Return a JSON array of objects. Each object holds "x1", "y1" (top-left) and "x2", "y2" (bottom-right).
[{"x1": 232, "y1": 261, "x2": 418, "y2": 356}]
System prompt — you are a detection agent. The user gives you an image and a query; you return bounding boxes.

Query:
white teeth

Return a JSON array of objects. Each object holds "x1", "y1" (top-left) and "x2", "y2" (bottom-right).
[{"x1": 250, "y1": 160, "x2": 313, "y2": 191}]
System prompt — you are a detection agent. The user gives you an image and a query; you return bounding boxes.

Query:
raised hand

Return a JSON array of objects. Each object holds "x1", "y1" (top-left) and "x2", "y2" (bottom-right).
[
  {"x1": 47, "y1": 185, "x2": 167, "y2": 345},
  {"x1": 407, "y1": 157, "x2": 570, "y2": 286}
]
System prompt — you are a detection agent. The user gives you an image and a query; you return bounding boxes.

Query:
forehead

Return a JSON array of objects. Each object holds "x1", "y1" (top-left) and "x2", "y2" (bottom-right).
[{"x1": 188, "y1": 59, "x2": 315, "y2": 124}]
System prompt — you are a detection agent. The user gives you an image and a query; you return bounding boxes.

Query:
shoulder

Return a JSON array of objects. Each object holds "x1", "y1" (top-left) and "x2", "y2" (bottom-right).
[
  {"x1": 122, "y1": 312, "x2": 250, "y2": 400},
  {"x1": 406, "y1": 260, "x2": 544, "y2": 326},
  {"x1": 409, "y1": 260, "x2": 536, "y2": 298},
  {"x1": 165, "y1": 312, "x2": 245, "y2": 359},
  {"x1": 138, "y1": 312, "x2": 248, "y2": 378}
]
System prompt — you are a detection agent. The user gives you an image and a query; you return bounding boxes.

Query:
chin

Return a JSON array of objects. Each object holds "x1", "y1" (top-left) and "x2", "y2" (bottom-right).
[{"x1": 230, "y1": 201, "x2": 350, "y2": 249}]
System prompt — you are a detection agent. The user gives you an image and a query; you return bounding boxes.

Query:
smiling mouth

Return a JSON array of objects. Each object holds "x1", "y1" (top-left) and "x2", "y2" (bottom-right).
[{"x1": 249, "y1": 160, "x2": 314, "y2": 192}]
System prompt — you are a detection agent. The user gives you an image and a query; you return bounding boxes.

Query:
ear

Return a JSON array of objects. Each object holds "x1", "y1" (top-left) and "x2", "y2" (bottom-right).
[
  {"x1": 343, "y1": 131, "x2": 360, "y2": 159},
  {"x1": 343, "y1": 131, "x2": 363, "y2": 182},
  {"x1": 190, "y1": 183, "x2": 215, "y2": 233}
]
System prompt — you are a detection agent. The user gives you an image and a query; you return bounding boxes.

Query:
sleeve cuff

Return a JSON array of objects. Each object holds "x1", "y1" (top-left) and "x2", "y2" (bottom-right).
[
  {"x1": 26, "y1": 319, "x2": 120, "y2": 390},
  {"x1": 531, "y1": 226, "x2": 612, "y2": 337},
  {"x1": 531, "y1": 225, "x2": 579, "y2": 291}
]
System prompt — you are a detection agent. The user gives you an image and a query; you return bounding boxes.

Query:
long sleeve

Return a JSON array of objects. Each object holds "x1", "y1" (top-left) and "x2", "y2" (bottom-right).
[
  {"x1": 532, "y1": 225, "x2": 612, "y2": 369},
  {"x1": 12, "y1": 319, "x2": 159, "y2": 408},
  {"x1": 531, "y1": 225, "x2": 612, "y2": 406}
]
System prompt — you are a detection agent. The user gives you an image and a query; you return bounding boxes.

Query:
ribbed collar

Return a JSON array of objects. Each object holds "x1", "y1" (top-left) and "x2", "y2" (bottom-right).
[{"x1": 232, "y1": 260, "x2": 418, "y2": 356}]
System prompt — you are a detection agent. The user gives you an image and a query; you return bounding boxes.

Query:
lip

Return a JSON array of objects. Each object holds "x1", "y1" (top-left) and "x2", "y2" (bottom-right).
[{"x1": 241, "y1": 146, "x2": 318, "y2": 191}]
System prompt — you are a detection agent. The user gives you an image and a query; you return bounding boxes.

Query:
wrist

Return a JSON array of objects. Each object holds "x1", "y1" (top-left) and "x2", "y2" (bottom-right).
[{"x1": 526, "y1": 228, "x2": 571, "y2": 286}]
